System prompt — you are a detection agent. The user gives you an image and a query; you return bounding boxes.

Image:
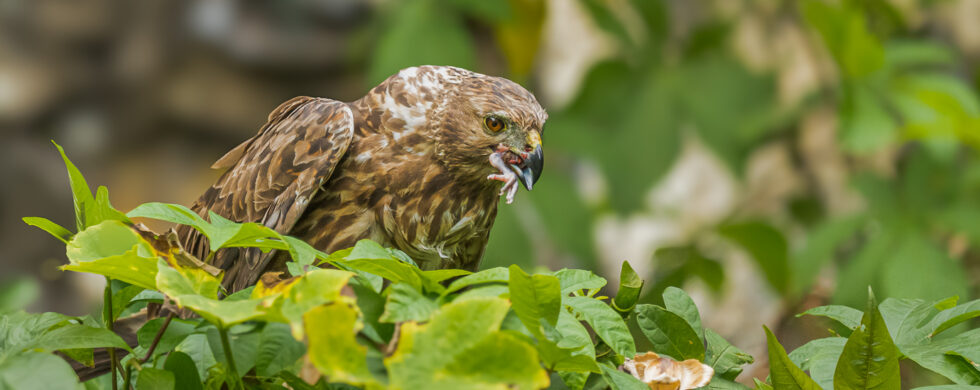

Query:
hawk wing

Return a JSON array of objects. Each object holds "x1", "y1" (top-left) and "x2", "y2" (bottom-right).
[{"x1": 179, "y1": 96, "x2": 354, "y2": 292}]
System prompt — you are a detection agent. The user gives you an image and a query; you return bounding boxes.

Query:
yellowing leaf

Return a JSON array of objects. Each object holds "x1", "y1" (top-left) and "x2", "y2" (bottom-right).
[
  {"x1": 385, "y1": 297, "x2": 549, "y2": 390},
  {"x1": 62, "y1": 247, "x2": 158, "y2": 291},
  {"x1": 252, "y1": 269, "x2": 354, "y2": 339},
  {"x1": 305, "y1": 302, "x2": 376, "y2": 386}
]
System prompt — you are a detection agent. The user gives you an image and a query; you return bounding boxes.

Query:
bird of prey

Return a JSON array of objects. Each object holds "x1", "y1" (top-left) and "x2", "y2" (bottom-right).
[{"x1": 178, "y1": 65, "x2": 547, "y2": 293}]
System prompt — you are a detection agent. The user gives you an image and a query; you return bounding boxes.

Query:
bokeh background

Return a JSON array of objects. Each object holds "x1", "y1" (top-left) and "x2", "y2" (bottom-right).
[{"x1": 2, "y1": 0, "x2": 979, "y2": 385}]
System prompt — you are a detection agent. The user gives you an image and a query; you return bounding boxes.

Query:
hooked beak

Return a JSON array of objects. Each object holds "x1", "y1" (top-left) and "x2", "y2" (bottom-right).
[{"x1": 514, "y1": 130, "x2": 543, "y2": 190}]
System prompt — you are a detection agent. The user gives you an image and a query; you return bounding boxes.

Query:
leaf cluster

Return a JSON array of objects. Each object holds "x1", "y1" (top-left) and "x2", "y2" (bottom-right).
[{"x1": 7, "y1": 144, "x2": 759, "y2": 389}]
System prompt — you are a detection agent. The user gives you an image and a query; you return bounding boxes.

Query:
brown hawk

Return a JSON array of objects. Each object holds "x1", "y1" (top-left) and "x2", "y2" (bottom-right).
[{"x1": 178, "y1": 66, "x2": 547, "y2": 293}]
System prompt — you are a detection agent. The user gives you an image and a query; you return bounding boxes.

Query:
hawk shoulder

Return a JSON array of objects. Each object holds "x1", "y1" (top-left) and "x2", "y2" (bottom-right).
[{"x1": 180, "y1": 96, "x2": 354, "y2": 292}]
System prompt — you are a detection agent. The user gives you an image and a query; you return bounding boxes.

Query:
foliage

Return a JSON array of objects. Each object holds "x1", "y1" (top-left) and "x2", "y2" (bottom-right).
[
  {"x1": 10, "y1": 0, "x2": 980, "y2": 385},
  {"x1": 760, "y1": 287, "x2": 980, "y2": 389},
  {"x1": 3, "y1": 145, "x2": 759, "y2": 389},
  {"x1": 367, "y1": 0, "x2": 980, "y2": 325}
]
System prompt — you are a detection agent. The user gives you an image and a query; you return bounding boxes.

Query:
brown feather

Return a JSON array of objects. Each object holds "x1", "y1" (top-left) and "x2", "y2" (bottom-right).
[{"x1": 179, "y1": 66, "x2": 547, "y2": 293}]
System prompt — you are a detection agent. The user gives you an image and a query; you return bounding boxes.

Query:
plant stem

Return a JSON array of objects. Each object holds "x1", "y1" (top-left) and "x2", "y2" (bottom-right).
[
  {"x1": 140, "y1": 312, "x2": 175, "y2": 363},
  {"x1": 122, "y1": 362, "x2": 133, "y2": 390},
  {"x1": 104, "y1": 278, "x2": 118, "y2": 390},
  {"x1": 218, "y1": 326, "x2": 241, "y2": 389}
]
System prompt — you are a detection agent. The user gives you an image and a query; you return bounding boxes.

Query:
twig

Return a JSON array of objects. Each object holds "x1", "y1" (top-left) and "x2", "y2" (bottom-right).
[{"x1": 139, "y1": 312, "x2": 175, "y2": 363}]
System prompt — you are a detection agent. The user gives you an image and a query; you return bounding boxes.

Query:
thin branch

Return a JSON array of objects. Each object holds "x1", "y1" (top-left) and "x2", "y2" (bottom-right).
[{"x1": 139, "y1": 312, "x2": 175, "y2": 363}]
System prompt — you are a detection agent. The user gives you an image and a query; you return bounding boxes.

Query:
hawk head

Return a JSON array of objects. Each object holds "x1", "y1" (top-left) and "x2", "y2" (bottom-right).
[{"x1": 380, "y1": 66, "x2": 547, "y2": 195}]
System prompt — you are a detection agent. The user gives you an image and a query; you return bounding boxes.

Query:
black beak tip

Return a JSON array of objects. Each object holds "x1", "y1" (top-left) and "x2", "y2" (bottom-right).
[{"x1": 519, "y1": 145, "x2": 544, "y2": 191}]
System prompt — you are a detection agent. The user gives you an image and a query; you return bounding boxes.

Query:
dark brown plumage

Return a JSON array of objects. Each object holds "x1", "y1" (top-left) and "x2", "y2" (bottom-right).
[{"x1": 178, "y1": 66, "x2": 547, "y2": 293}]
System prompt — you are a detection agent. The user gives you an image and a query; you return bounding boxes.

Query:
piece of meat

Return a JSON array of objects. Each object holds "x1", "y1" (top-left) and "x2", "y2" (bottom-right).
[{"x1": 488, "y1": 151, "x2": 520, "y2": 204}]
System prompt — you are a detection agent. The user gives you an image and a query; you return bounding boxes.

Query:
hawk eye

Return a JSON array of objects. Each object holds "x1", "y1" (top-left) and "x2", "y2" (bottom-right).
[{"x1": 485, "y1": 116, "x2": 505, "y2": 132}]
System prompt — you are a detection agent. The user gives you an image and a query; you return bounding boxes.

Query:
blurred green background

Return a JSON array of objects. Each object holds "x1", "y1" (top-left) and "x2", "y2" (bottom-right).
[{"x1": 1, "y1": 0, "x2": 979, "y2": 385}]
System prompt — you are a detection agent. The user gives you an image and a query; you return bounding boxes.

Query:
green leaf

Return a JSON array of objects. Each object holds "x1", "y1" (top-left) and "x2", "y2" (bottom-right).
[
  {"x1": 369, "y1": 0, "x2": 475, "y2": 85},
  {"x1": 63, "y1": 248, "x2": 159, "y2": 291},
  {"x1": 764, "y1": 325, "x2": 821, "y2": 389},
  {"x1": 453, "y1": 284, "x2": 510, "y2": 301},
  {"x1": 799, "y1": 305, "x2": 864, "y2": 330},
  {"x1": 754, "y1": 378, "x2": 775, "y2": 390},
  {"x1": 156, "y1": 260, "x2": 265, "y2": 328},
  {"x1": 599, "y1": 363, "x2": 647, "y2": 390},
  {"x1": 612, "y1": 261, "x2": 643, "y2": 313},
  {"x1": 662, "y1": 287, "x2": 703, "y2": 339},
  {"x1": 173, "y1": 334, "x2": 216, "y2": 382},
  {"x1": 27, "y1": 323, "x2": 131, "y2": 353},
  {"x1": 833, "y1": 289, "x2": 901, "y2": 389},
  {"x1": 60, "y1": 348, "x2": 93, "y2": 367},
  {"x1": 127, "y1": 202, "x2": 210, "y2": 235},
  {"x1": 91, "y1": 186, "x2": 131, "y2": 227},
  {"x1": 443, "y1": 332, "x2": 549, "y2": 388},
  {"x1": 929, "y1": 299, "x2": 980, "y2": 337},
  {"x1": 559, "y1": 371, "x2": 589, "y2": 390},
  {"x1": 385, "y1": 297, "x2": 549, "y2": 389},
  {"x1": 421, "y1": 269, "x2": 471, "y2": 284},
  {"x1": 156, "y1": 260, "x2": 220, "y2": 298},
  {"x1": 0, "y1": 312, "x2": 72, "y2": 357},
  {"x1": 137, "y1": 367, "x2": 175, "y2": 390},
  {"x1": 137, "y1": 317, "x2": 198, "y2": 359},
  {"x1": 554, "y1": 309, "x2": 596, "y2": 359},
  {"x1": 252, "y1": 268, "x2": 353, "y2": 338},
  {"x1": 636, "y1": 304, "x2": 705, "y2": 361},
  {"x1": 65, "y1": 220, "x2": 151, "y2": 262},
  {"x1": 535, "y1": 339, "x2": 601, "y2": 373},
  {"x1": 554, "y1": 269, "x2": 607, "y2": 295},
  {"x1": 341, "y1": 259, "x2": 423, "y2": 292},
  {"x1": 306, "y1": 302, "x2": 376, "y2": 386},
  {"x1": 533, "y1": 310, "x2": 600, "y2": 373},
  {"x1": 61, "y1": 220, "x2": 159, "y2": 289},
  {"x1": 903, "y1": 329, "x2": 980, "y2": 385},
  {"x1": 878, "y1": 297, "x2": 936, "y2": 346},
  {"x1": 634, "y1": 304, "x2": 703, "y2": 361},
  {"x1": 164, "y1": 351, "x2": 204, "y2": 390},
  {"x1": 110, "y1": 285, "x2": 145, "y2": 321},
  {"x1": 53, "y1": 141, "x2": 96, "y2": 232},
  {"x1": 788, "y1": 337, "x2": 846, "y2": 389},
  {"x1": 348, "y1": 239, "x2": 398, "y2": 262},
  {"x1": 703, "y1": 377, "x2": 754, "y2": 389},
  {"x1": 380, "y1": 283, "x2": 439, "y2": 323},
  {"x1": 443, "y1": 267, "x2": 509, "y2": 295},
  {"x1": 254, "y1": 323, "x2": 304, "y2": 377},
  {"x1": 705, "y1": 329, "x2": 754, "y2": 381},
  {"x1": 565, "y1": 297, "x2": 635, "y2": 359},
  {"x1": 0, "y1": 351, "x2": 80, "y2": 390},
  {"x1": 22, "y1": 217, "x2": 72, "y2": 244},
  {"x1": 349, "y1": 278, "x2": 393, "y2": 344},
  {"x1": 719, "y1": 221, "x2": 789, "y2": 294},
  {"x1": 205, "y1": 325, "x2": 260, "y2": 377},
  {"x1": 131, "y1": 202, "x2": 319, "y2": 263},
  {"x1": 508, "y1": 265, "x2": 562, "y2": 335}
]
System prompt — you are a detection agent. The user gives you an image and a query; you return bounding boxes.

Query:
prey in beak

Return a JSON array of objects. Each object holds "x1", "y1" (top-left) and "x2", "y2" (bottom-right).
[{"x1": 487, "y1": 130, "x2": 544, "y2": 204}]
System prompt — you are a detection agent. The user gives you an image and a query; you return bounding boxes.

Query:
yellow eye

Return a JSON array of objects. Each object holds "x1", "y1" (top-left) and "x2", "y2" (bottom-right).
[{"x1": 485, "y1": 116, "x2": 505, "y2": 132}]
